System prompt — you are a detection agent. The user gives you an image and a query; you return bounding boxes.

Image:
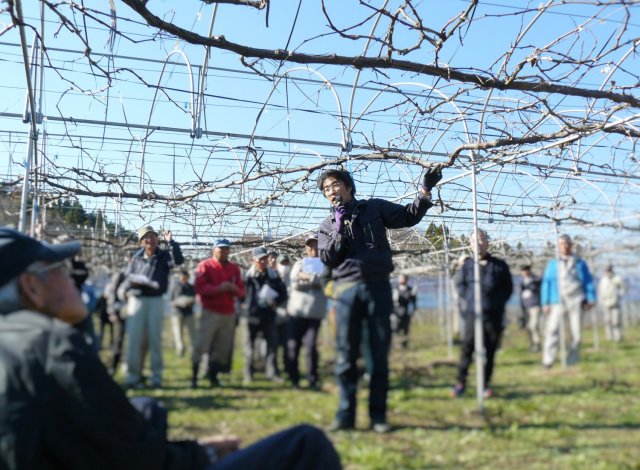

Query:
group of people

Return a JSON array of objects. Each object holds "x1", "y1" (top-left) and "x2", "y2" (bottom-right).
[
  {"x1": 451, "y1": 230, "x2": 626, "y2": 400},
  {"x1": 0, "y1": 164, "x2": 629, "y2": 468},
  {"x1": 0, "y1": 226, "x2": 341, "y2": 469}
]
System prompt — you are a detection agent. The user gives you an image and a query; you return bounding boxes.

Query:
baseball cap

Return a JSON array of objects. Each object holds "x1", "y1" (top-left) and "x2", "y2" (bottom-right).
[
  {"x1": 0, "y1": 227, "x2": 82, "y2": 287},
  {"x1": 305, "y1": 233, "x2": 318, "y2": 245},
  {"x1": 137, "y1": 225, "x2": 157, "y2": 241},
  {"x1": 215, "y1": 239, "x2": 231, "y2": 248},
  {"x1": 252, "y1": 247, "x2": 269, "y2": 259}
]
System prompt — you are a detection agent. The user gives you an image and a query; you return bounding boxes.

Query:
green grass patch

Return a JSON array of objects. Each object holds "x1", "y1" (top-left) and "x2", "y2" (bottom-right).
[{"x1": 115, "y1": 318, "x2": 640, "y2": 469}]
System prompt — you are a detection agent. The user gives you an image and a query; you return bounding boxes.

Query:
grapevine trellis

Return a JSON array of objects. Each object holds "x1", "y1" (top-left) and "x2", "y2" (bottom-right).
[{"x1": 0, "y1": 0, "x2": 639, "y2": 275}]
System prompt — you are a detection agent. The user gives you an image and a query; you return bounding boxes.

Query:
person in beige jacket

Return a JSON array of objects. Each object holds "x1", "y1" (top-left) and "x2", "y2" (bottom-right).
[
  {"x1": 285, "y1": 234, "x2": 328, "y2": 389},
  {"x1": 597, "y1": 265, "x2": 625, "y2": 342}
]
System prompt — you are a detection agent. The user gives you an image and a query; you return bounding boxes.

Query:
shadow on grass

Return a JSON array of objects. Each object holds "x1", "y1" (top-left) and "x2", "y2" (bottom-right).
[{"x1": 390, "y1": 360, "x2": 458, "y2": 389}]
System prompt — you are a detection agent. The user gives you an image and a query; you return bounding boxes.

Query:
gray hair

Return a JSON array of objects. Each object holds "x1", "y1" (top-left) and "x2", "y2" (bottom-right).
[
  {"x1": 559, "y1": 234, "x2": 572, "y2": 245},
  {"x1": 0, "y1": 277, "x2": 24, "y2": 314},
  {"x1": 469, "y1": 228, "x2": 489, "y2": 241}
]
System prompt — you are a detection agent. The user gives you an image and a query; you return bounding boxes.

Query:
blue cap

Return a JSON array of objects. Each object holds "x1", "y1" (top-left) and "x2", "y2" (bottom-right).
[
  {"x1": 252, "y1": 246, "x2": 268, "y2": 259},
  {"x1": 0, "y1": 227, "x2": 81, "y2": 287},
  {"x1": 215, "y1": 239, "x2": 231, "y2": 248}
]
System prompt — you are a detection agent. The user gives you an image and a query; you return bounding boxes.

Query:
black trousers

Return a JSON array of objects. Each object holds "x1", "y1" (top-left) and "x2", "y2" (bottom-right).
[
  {"x1": 285, "y1": 317, "x2": 322, "y2": 386},
  {"x1": 456, "y1": 316, "x2": 503, "y2": 388},
  {"x1": 209, "y1": 424, "x2": 341, "y2": 470}
]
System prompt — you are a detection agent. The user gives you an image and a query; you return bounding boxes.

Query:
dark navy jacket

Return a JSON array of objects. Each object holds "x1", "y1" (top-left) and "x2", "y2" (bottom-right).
[
  {"x1": 318, "y1": 195, "x2": 433, "y2": 283},
  {"x1": 0, "y1": 310, "x2": 209, "y2": 470},
  {"x1": 456, "y1": 254, "x2": 513, "y2": 324},
  {"x1": 125, "y1": 241, "x2": 184, "y2": 296},
  {"x1": 520, "y1": 274, "x2": 541, "y2": 309}
]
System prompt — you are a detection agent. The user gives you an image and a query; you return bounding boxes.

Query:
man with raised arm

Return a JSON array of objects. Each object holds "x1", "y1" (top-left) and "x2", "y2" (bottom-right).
[{"x1": 317, "y1": 166, "x2": 442, "y2": 433}]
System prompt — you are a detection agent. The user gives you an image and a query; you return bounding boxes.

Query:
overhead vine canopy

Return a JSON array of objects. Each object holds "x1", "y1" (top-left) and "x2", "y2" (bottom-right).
[{"x1": 1, "y1": 0, "x2": 639, "y2": 271}]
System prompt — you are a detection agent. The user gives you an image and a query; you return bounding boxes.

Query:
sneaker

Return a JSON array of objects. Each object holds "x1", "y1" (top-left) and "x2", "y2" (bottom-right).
[
  {"x1": 483, "y1": 387, "x2": 494, "y2": 399},
  {"x1": 450, "y1": 383, "x2": 465, "y2": 398},
  {"x1": 269, "y1": 375, "x2": 285, "y2": 384},
  {"x1": 326, "y1": 420, "x2": 355, "y2": 432},
  {"x1": 371, "y1": 422, "x2": 391, "y2": 434}
]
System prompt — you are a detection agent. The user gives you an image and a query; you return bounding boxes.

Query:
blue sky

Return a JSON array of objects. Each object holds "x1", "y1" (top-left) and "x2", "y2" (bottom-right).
[{"x1": 1, "y1": 0, "x2": 639, "y2": 274}]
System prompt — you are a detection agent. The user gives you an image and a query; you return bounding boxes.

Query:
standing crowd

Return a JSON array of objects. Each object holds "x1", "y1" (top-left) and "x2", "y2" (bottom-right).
[{"x1": 0, "y1": 166, "x2": 630, "y2": 469}]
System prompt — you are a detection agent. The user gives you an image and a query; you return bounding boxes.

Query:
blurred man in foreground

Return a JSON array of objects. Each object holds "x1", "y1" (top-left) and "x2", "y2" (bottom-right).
[{"x1": 0, "y1": 227, "x2": 341, "y2": 470}]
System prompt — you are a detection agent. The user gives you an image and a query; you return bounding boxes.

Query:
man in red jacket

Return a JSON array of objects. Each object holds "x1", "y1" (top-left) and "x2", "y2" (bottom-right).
[{"x1": 192, "y1": 239, "x2": 245, "y2": 388}]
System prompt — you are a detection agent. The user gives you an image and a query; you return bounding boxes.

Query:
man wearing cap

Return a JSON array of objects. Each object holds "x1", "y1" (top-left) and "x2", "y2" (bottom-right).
[
  {"x1": 242, "y1": 246, "x2": 288, "y2": 384},
  {"x1": 192, "y1": 239, "x2": 245, "y2": 388},
  {"x1": 0, "y1": 227, "x2": 342, "y2": 470},
  {"x1": 317, "y1": 166, "x2": 442, "y2": 433},
  {"x1": 541, "y1": 234, "x2": 596, "y2": 367},
  {"x1": 121, "y1": 225, "x2": 184, "y2": 389},
  {"x1": 285, "y1": 234, "x2": 328, "y2": 389}
]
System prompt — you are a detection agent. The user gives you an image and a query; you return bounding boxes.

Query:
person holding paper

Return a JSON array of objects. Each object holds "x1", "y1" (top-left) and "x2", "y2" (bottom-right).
[
  {"x1": 121, "y1": 225, "x2": 184, "y2": 389},
  {"x1": 242, "y1": 247, "x2": 288, "y2": 384},
  {"x1": 285, "y1": 233, "x2": 328, "y2": 389}
]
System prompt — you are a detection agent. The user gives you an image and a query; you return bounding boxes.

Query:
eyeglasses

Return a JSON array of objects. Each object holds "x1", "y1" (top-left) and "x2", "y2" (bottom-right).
[
  {"x1": 322, "y1": 181, "x2": 342, "y2": 195},
  {"x1": 26, "y1": 260, "x2": 71, "y2": 277}
]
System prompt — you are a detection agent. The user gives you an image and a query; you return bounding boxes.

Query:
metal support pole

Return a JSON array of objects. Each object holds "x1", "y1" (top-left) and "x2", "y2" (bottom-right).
[
  {"x1": 471, "y1": 159, "x2": 485, "y2": 411},
  {"x1": 18, "y1": 135, "x2": 34, "y2": 233},
  {"x1": 443, "y1": 222, "x2": 453, "y2": 358}
]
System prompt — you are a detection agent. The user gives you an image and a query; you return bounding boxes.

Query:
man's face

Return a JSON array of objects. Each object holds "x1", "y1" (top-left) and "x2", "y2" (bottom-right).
[
  {"x1": 140, "y1": 231, "x2": 158, "y2": 254},
  {"x1": 23, "y1": 261, "x2": 88, "y2": 325},
  {"x1": 267, "y1": 254, "x2": 278, "y2": 268},
  {"x1": 254, "y1": 256, "x2": 268, "y2": 272},
  {"x1": 321, "y1": 176, "x2": 353, "y2": 207},
  {"x1": 305, "y1": 240, "x2": 318, "y2": 257},
  {"x1": 558, "y1": 237, "x2": 572, "y2": 257},
  {"x1": 214, "y1": 246, "x2": 230, "y2": 263},
  {"x1": 471, "y1": 231, "x2": 489, "y2": 258},
  {"x1": 399, "y1": 275, "x2": 408, "y2": 285}
]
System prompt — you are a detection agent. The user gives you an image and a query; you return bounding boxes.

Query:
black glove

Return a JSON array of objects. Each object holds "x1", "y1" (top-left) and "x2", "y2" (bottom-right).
[{"x1": 422, "y1": 167, "x2": 443, "y2": 192}]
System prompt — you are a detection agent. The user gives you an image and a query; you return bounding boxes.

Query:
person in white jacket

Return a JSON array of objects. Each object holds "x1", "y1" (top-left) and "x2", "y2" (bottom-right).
[
  {"x1": 597, "y1": 265, "x2": 625, "y2": 342},
  {"x1": 285, "y1": 234, "x2": 328, "y2": 389}
]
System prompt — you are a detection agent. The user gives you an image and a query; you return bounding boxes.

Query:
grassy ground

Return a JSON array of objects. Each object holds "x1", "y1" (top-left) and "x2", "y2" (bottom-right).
[{"x1": 120, "y1": 317, "x2": 640, "y2": 469}]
